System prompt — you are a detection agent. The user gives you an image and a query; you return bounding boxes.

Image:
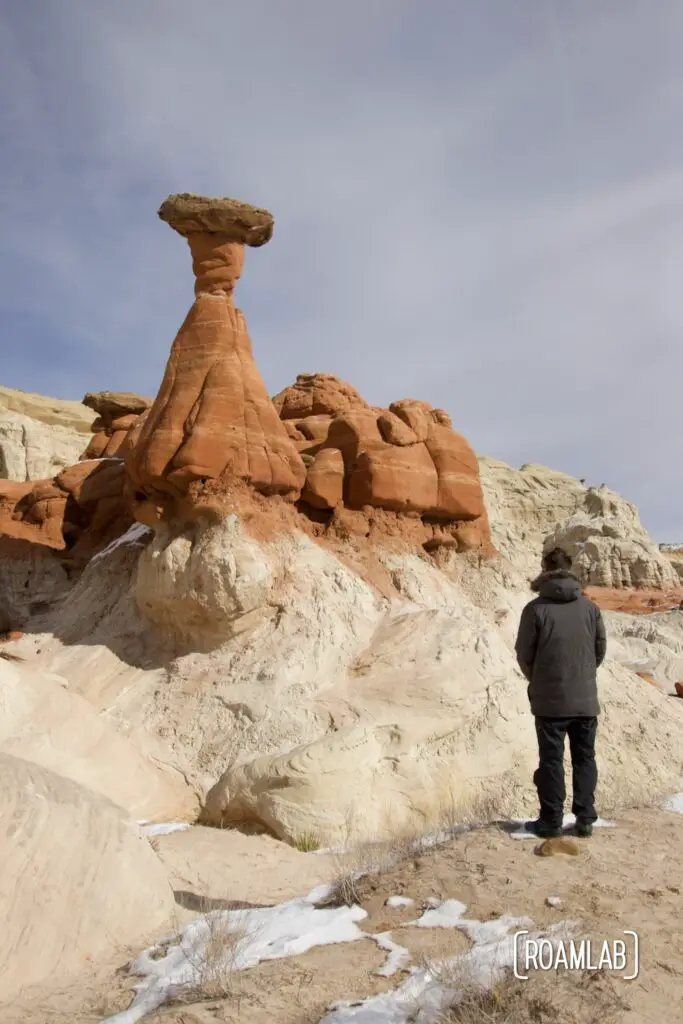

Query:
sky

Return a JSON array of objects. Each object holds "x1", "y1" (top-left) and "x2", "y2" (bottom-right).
[{"x1": 1, "y1": 1, "x2": 682, "y2": 540}]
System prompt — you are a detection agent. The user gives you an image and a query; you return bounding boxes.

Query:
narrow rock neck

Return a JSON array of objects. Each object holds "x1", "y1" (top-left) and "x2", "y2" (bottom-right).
[{"x1": 187, "y1": 232, "x2": 245, "y2": 298}]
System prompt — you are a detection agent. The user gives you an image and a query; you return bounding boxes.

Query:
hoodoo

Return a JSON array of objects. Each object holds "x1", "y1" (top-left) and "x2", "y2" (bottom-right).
[{"x1": 125, "y1": 194, "x2": 307, "y2": 525}]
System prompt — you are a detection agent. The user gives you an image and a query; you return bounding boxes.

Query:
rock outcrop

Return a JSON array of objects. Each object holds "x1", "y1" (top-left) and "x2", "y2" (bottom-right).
[
  {"x1": 274, "y1": 373, "x2": 492, "y2": 553},
  {"x1": 0, "y1": 385, "x2": 94, "y2": 481},
  {"x1": 0, "y1": 459, "x2": 131, "y2": 568},
  {"x1": 0, "y1": 657, "x2": 197, "y2": 820},
  {"x1": 545, "y1": 486, "x2": 680, "y2": 589},
  {"x1": 477, "y1": 457, "x2": 587, "y2": 576},
  {"x1": 0, "y1": 753, "x2": 175, "y2": 1001},
  {"x1": 10, "y1": 508, "x2": 683, "y2": 848},
  {"x1": 125, "y1": 194, "x2": 306, "y2": 522},
  {"x1": 80, "y1": 390, "x2": 152, "y2": 459},
  {"x1": 661, "y1": 544, "x2": 683, "y2": 582}
]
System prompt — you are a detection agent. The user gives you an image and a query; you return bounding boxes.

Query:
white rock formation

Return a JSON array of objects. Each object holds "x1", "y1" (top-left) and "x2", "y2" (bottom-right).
[
  {"x1": 0, "y1": 385, "x2": 93, "y2": 481},
  {"x1": 477, "y1": 457, "x2": 586, "y2": 577},
  {"x1": 661, "y1": 545, "x2": 683, "y2": 581},
  {"x1": 135, "y1": 514, "x2": 277, "y2": 648},
  {"x1": 0, "y1": 657, "x2": 197, "y2": 820},
  {"x1": 0, "y1": 752, "x2": 175, "y2": 1001},
  {"x1": 10, "y1": 509, "x2": 683, "y2": 846},
  {"x1": 544, "y1": 486, "x2": 679, "y2": 588}
]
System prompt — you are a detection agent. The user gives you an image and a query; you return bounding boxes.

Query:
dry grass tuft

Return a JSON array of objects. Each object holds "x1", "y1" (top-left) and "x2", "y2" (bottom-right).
[
  {"x1": 175, "y1": 901, "x2": 263, "y2": 1006},
  {"x1": 431, "y1": 964, "x2": 628, "y2": 1024},
  {"x1": 409, "y1": 929, "x2": 629, "y2": 1024},
  {"x1": 294, "y1": 831, "x2": 322, "y2": 852},
  {"x1": 321, "y1": 785, "x2": 518, "y2": 909}
]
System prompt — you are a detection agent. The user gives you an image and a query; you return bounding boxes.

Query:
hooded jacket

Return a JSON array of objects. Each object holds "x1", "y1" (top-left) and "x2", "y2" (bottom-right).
[{"x1": 514, "y1": 570, "x2": 606, "y2": 717}]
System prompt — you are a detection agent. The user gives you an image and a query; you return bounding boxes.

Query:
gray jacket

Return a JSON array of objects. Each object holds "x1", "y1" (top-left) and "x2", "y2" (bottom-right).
[{"x1": 515, "y1": 570, "x2": 606, "y2": 718}]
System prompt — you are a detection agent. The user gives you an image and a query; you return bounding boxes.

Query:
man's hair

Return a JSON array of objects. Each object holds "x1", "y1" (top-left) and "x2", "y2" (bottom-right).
[{"x1": 541, "y1": 547, "x2": 573, "y2": 573}]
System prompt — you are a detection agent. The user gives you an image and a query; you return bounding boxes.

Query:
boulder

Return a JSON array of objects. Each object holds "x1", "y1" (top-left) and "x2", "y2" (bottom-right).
[
  {"x1": 274, "y1": 380, "x2": 491, "y2": 544},
  {"x1": 302, "y1": 448, "x2": 345, "y2": 509},
  {"x1": 0, "y1": 753, "x2": 175, "y2": 1000},
  {"x1": 0, "y1": 461, "x2": 131, "y2": 566},
  {"x1": 80, "y1": 392, "x2": 152, "y2": 460},
  {"x1": 273, "y1": 373, "x2": 368, "y2": 420},
  {"x1": 82, "y1": 391, "x2": 152, "y2": 422},
  {"x1": 157, "y1": 191, "x2": 274, "y2": 244}
]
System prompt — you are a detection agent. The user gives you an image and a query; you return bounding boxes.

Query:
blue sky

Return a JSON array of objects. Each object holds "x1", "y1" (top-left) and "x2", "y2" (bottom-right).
[{"x1": 2, "y1": 1, "x2": 682, "y2": 539}]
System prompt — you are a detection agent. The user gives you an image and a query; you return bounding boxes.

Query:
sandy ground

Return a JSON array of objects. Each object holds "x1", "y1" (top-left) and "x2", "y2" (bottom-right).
[{"x1": 4, "y1": 808, "x2": 683, "y2": 1024}]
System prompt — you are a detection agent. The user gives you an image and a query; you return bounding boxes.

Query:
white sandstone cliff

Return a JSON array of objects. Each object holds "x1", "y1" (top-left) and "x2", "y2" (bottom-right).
[{"x1": 0, "y1": 385, "x2": 93, "y2": 481}]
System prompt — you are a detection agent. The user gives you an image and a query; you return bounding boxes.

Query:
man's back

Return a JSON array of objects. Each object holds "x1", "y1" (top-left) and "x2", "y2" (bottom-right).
[{"x1": 515, "y1": 570, "x2": 606, "y2": 717}]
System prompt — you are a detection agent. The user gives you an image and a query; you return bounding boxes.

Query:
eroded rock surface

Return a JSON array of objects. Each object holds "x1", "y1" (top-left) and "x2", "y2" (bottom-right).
[
  {"x1": 273, "y1": 373, "x2": 492, "y2": 553},
  {"x1": 0, "y1": 753, "x2": 175, "y2": 1001},
  {"x1": 81, "y1": 390, "x2": 152, "y2": 459},
  {"x1": 125, "y1": 195, "x2": 306, "y2": 517},
  {"x1": 0, "y1": 385, "x2": 94, "y2": 481},
  {"x1": 545, "y1": 486, "x2": 679, "y2": 589},
  {"x1": 0, "y1": 459, "x2": 131, "y2": 566}
]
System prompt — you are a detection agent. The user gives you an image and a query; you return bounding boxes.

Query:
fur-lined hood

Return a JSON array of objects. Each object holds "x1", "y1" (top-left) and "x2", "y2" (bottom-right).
[{"x1": 531, "y1": 568, "x2": 583, "y2": 603}]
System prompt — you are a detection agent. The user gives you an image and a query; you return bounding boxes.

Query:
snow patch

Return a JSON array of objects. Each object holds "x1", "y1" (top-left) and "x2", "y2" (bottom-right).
[
  {"x1": 407, "y1": 899, "x2": 467, "y2": 928},
  {"x1": 90, "y1": 523, "x2": 152, "y2": 564},
  {"x1": 370, "y1": 932, "x2": 411, "y2": 976},
  {"x1": 663, "y1": 793, "x2": 683, "y2": 814},
  {"x1": 509, "y1": 814, "x2": 615, "y2": 838},
  {"x1": 103, "y1": 885, "x2": 366, "y2": 1024},
  {"x1": 386, "y1": 896, "x2": 414, "y2": 908},
  {"x1": 138, "y1": 821, "x2": 191, "y2": 837},
  {"x1": 320, "y1": 916, "x2": 579, "y2": 1023}
]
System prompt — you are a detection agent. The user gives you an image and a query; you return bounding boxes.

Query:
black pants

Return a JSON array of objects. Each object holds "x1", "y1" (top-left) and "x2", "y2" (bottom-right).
[{"x1": 534, "y1": 716, "x2": 598, "y2": 827}]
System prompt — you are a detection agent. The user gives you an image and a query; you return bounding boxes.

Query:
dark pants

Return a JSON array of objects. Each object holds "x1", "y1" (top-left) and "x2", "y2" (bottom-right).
[{"x1": 534, "y1": 716, "x2": 598, "y2": 827}]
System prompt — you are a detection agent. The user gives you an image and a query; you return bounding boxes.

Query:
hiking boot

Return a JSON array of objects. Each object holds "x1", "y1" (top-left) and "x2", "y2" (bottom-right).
[
  {"x1": 524, "y1": 819, "x2": 563, "y2": 838},
  {"x1": 575, "y1": 821, "x2": 593, "y2": 838}
]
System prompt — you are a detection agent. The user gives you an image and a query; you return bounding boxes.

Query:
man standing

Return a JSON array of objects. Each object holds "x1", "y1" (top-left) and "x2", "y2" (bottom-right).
[{"x1": 515, "y1": 548, "x2": 607, "y2": 838}]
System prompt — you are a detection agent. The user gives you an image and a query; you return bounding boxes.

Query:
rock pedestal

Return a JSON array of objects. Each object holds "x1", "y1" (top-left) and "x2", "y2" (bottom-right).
[{"x1": 125, "y1": 194, "x2": 306, "y2": 518}]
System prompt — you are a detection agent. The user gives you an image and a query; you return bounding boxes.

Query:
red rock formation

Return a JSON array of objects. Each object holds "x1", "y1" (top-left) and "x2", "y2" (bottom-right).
[
  {"x1": 675, "y1": 682, "x2": 683, "y2": 699},
  {"x1": 80, "y1": 392, "x2": 152, "y2": 460},
  {"x1": 273, "y1": 373, "x2": 368, "y2": 421},
  {"x1": 0, "y1": 461, "x2": 131, "y2": 565},
  {"x1": 585, "y1": 586, "x2": 683, "y2": 614},
  {"x1": 302, "y1": 449, "x2": 345, "y2": 510},
  {"x1": 125, "y1": 194, "x2": 306, "y2": 523},
  {"x1": 273, "y1": 374, "x2": 491, "y2": 553}
]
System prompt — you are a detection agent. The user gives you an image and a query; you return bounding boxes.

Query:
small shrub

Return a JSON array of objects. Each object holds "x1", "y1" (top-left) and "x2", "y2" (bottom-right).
[{"x1": 294, "y1": 831, "x2": 321, "y2": 852}]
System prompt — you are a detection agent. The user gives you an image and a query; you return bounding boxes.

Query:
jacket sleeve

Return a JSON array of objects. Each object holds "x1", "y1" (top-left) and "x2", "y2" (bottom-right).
[
  {"x1": 515, "y1": 604, "x2": 539, "y2": 682},
  {"x1": 594, "y1": 606, "x2": 607, "y2": 667}
]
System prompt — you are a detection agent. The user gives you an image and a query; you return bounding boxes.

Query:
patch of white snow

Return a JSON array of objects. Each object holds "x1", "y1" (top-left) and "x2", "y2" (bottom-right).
[
  {"x1": 103, "y1": 885, "x2": 367, "y2": 1024},
  {"x1": 138, "y1": 821, "x2": 191, "y2": 837},
  {"x1": 509, "y1": 814, "x2": 615, "y2": 838},
  {"x1": 90, "y1": 523, "x2": 152, "y2": 564},
  {"x1": 370, "y1": 932, "x2": 411, "y2": 977},
  {"x1": 386, "y1": 896, "x2": 414, "y2": 908}
]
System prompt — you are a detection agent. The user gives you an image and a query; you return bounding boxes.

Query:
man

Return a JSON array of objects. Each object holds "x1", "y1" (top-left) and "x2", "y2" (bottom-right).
[{"x1": 515, "y1": 548, "x2": 607, "y2": 839}]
